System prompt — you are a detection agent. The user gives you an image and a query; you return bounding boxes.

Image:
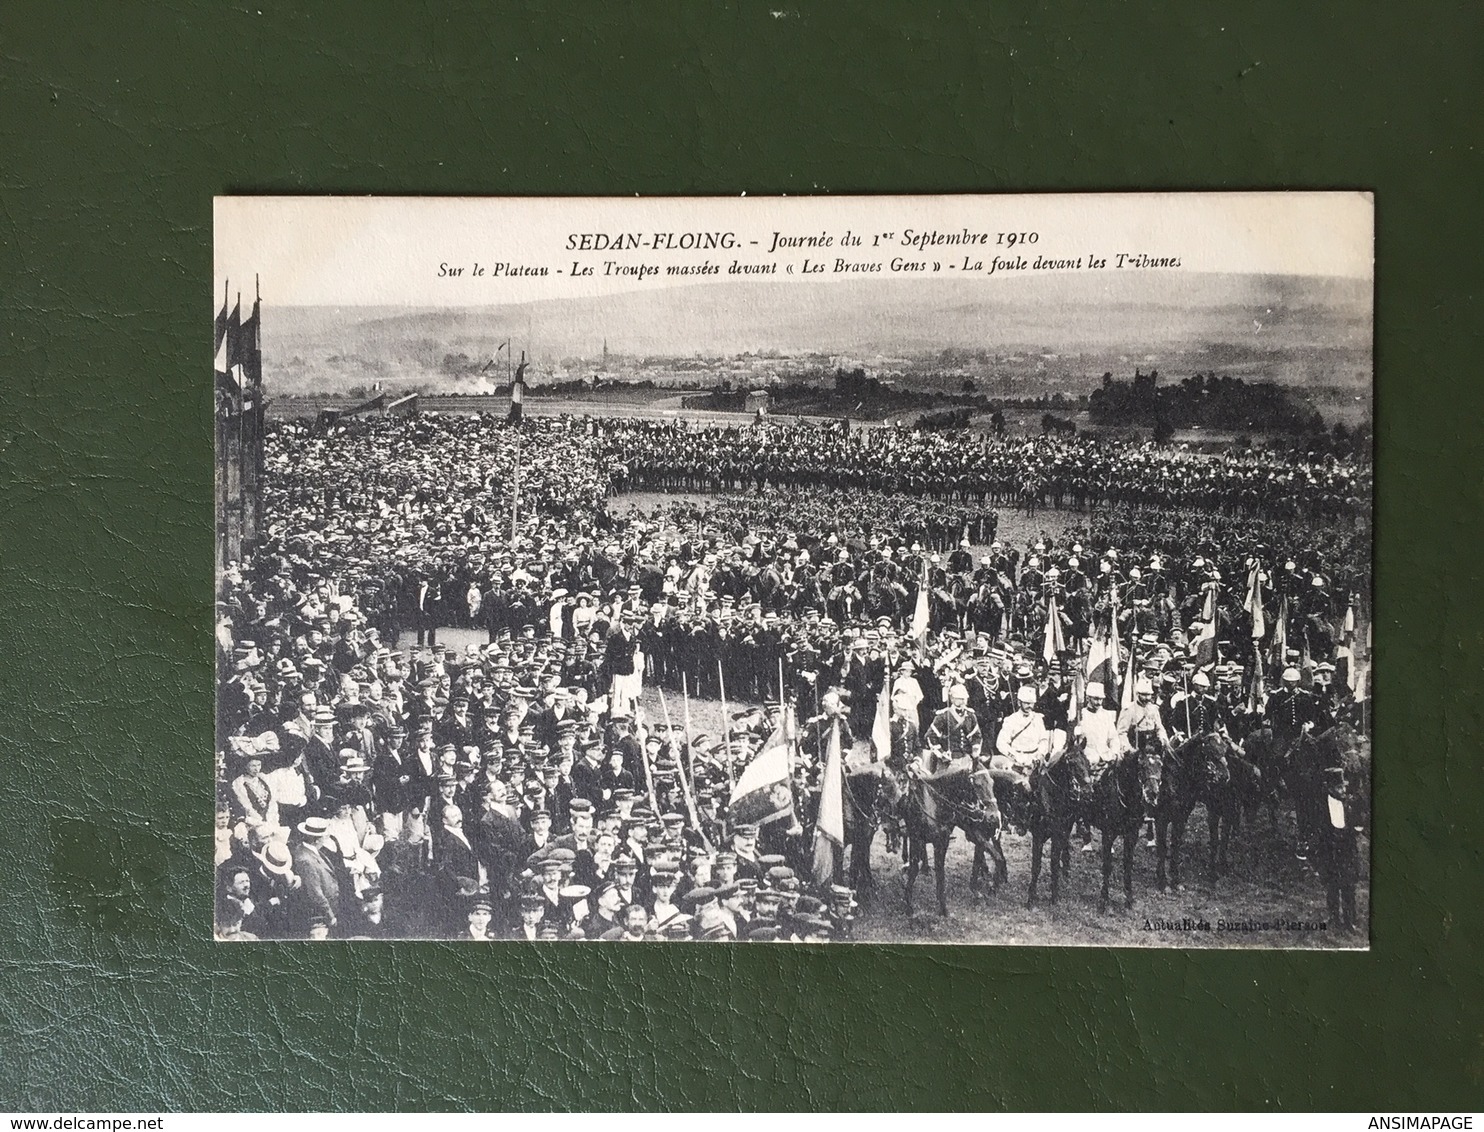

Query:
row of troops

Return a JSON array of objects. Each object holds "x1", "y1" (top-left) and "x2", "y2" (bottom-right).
[
  {"x1": 257, "y1": 415, "x2": 1362, "y2": 672},
  {"x1": 596, "y1": 419, "x2": 1368, "y2": 519}
]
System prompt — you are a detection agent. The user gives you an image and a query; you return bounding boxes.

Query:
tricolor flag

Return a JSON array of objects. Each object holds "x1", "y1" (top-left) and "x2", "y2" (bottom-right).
[
  {"x1": 214, "y1": 285, "x2": 229, "y2": 357},
  {"x1": 1245, "y1": 561, "x2": 1266, "y2": 640},
  {"x1": 214, "y1": 290, "x2": 238, "y2": 394},
  {"x1": 1191, "y1": 616, "x2": 1218, "y2": 671},
  {"x1": 226, "y1": 298, "x2": 244, "y2": 371},
  {"x1": 1043, "y1": 596, "x2": 1066, "y2": 664},
  {"x1": 1119, "y1": 634, "x2": 1139, "y2": 714},
  {"x1": 870, "y1": 679, "x2": 891, "y2": 763},
  {"x1": 1086, "y1": 626, "x2": 1120, "y2": 692},
  {"x1": 909, "y1": 565, "x2": 930, "y2": 640},
  {"x1": 1246, "y1": 648, "x2": 1266, "y2": 714},
  {"x1": 729, "y1": 719, "x2": 796, "y2": 827},
  {"x1": 1336, "y1": 601, "x2": 1358, "y2": 694},
  {"x1": 1268, "y1": 594, "x2": 1289, "y2": 673},
  {"x1": 1353, "y1": 620, "x2": 1371, "y2": 704},
  {"x1": 1201, "y1": 575, "x2": 1220, "y2": 622},
  {"x1": 240, "y1": 293, "x2": 262, "y2": 390},
  {"x1": 811, "y1": 722, "x2": 845, "y2": 889}
]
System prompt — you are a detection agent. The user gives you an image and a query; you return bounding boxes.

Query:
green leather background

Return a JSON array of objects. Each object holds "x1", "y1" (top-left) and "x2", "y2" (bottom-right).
[{"x1": 2, "y1": 0, "x2": 1481, "y2": 1111}]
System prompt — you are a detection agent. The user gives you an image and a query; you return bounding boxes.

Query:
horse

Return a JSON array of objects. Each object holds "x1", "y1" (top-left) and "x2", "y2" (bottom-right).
[
  {"x1": 1022, "y1": 751, "x2": 1081, "y2": 907},
  {"x1": 967, "y1": 580, "x2": 1005, "y2": 638},
  {"x1": 1238, "y1": 720, "x2": 1289, "y2": 834},
  {"x1": 945, "y1": 573, "x2": 975, "y2": 632},
  {"x1": 1151, "y1": 732, "x2": 1246, "y2": 892},
  {"x1": 899, "y1": 756, "x2": 1007, "y2": 917},
  {"x1": 840, "y1": 764, "x2": 895, "y2": 899},
  {"x1": 1083, "y1": 744, "x2": 1155, "y2": 912}
]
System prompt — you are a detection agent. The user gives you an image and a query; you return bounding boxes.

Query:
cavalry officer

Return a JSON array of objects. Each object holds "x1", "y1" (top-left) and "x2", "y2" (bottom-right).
[
  {"x1": 1265, "y1": 667, "x2": 1330, "y2": 747},
  {"x1": 991, "y1": 684, "x2": 1049, "y2": 790},
  {"x1": 925, "y1": 683, "x2": 984, "y2": 768},
  {"x1": 1264, "y1": 666, "x2": 1333, "y2": 862},
  {"x1": 1072, "y1": 681, "x2": 1124, "y2": 851},
  {"x1": 1074, "y1": 682, "x2": 1123, "y2": 771},
  {"x1": 1117, "y1": 676, "x2": 1169, "y2": 846},
  {"x1": 923, "y1": 683, "x2": 999, "y2": 826},
  {"x1": 1183, "y1": 671, "x2": 1227, "y2": 737}
]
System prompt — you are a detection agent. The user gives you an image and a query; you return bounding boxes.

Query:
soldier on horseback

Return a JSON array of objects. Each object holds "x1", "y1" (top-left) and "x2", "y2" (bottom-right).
[
  {"x1": 918, "y1": 683, "x2": 998, "y2": 821},
  {"x1": 1073, "y1": 680, "x2": 1126, "y2": 851},
  {"x1": 1178, "y1": 671, "x2": 1231, "y2": 786},
  {"x1": 1265, "y1": 666, "x2": 1333, "y2": 861},
  {"x1": 1266, "y1": 667, "x2": 1329, "y2": 746},
  {"x1": 990, "y1": 684, "x2": 1051, "y2": 831},
  {"x1": 1117, "y1": 675, "x2": 1170, "y2": 846}
]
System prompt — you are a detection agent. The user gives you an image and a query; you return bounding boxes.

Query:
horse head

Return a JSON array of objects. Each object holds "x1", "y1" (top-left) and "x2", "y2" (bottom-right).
[{"x1": 1138, "y1": 746, "x2": 1164, "y2": 809}]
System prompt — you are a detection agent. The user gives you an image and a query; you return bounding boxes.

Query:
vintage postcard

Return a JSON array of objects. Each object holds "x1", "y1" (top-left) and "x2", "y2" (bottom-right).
[{"x1": 214, "y1": 193, "x2": 1372, "y2": 946}]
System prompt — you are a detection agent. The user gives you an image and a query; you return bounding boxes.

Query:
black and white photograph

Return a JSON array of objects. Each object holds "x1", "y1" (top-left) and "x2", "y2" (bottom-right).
[{"x1": 214, "y1": 193, "x2": 1373, "y2": 946}]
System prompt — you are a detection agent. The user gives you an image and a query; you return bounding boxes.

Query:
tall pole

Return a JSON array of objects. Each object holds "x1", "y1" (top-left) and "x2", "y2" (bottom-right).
[
  {"x1": 718, "y1": 659, "x2": 737, "y2": 797},
  {"x1": 511, "y1": 428, "x2": 521, "y2": 541},
  {"x1": 659, "y1": 683, "x2": 710, "y2": 851},
  {"x1": 681, "y1": 673, "x2": 697, "y2": 787},
  {"x1": 250, "y1": 274, "x2": 264, "y2": 551}
]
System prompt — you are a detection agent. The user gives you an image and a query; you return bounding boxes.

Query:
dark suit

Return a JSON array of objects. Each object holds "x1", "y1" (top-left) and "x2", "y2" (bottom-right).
[{"x1": 289, "y1": 841, "x2": 344, "y2": 935}]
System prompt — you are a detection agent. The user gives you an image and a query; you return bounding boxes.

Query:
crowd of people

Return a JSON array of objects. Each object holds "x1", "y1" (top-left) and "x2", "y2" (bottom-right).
[{"x1": 215, "y1": 411, "x2": 1371, "y2": 940}]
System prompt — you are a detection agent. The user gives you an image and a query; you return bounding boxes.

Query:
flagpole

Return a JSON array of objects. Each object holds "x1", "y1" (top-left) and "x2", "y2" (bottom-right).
[
  {"x1": 659, "y1": 683, "x2": 710, "y2": 851},
  {"x1": 718, "y1": 660, "x2": 737, "y2": 796},
  {"x1": 639, "y1": 714, "x2": 659, "y2": 814},
  {"x1": 511, "y1": 428, "x2": 521, "y2": 541},
  {"x1": 681, "y1": 673, "x2": 697, "y2": 788}
]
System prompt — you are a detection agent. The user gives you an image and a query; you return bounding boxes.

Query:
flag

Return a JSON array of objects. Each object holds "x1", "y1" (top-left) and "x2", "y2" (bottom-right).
[
  {"x1": 1085, "y1": 628, "x2": 1118, "y2": 691},
  {"x1": 909, "y1": 566, "x2": 930, "y2": 640},
  {"x1": 1043, "y1": 596, "x2": 1066, "y2": 664},
  {"x1": 1336, "y1": 602, "x2": 1358, "y2": 694},
  {"x1": 214, "y1": 288, "x2": 229, "y2": 356},
  {"x1": 214, "y1": 291, "x2": 237, "y2": 394},
  {"x1": 1119, "y1": 635, "x2": 1138, "y2": 714},
  {"x1": 1246, "y1": 646, "x2": 1266, "y2": 713},
  {"x1": 811, "y1": 722, "x2": 845, "y2": 888},
  {"x1": 870, "y1": 680, "x2": 891, "y2": 763},
  {"x1": 729, "y1": 719, "x2": 795, "y2": 827},
  {"x1": 1201, "y1": 576, "x2": 1219, "y2": 622},
  {"x1": 1353, "y1": 620, "x2": 1370, "y2": 704},
  {"x1": 225, "y1": 299, "x2": 244, "y2": 372},
  {"x1": 240, "y1": 295, "x2": 262, "y2": 390},
  {"x1": 1269, "y1": 594, "x2": 1289, "y2": 673},
  {"x1": 1191, "y1": 616, "x2": 1217, "y2": 671},
  {"x1": 1245, "y1": 561, "x2": 1266, "y2": 640}
]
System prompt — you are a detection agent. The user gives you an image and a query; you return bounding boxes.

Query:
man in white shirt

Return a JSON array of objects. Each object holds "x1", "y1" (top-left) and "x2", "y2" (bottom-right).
[
  {"x1": 993, "y1": 685, "x2": 1050, "y2": 789},
  {"x1": 1072, "y1": 681, "x2": 1125, "y2": 851},
  {"x1": 1075, "y1": 682, "x2": 1125, "y2": 769},
  {"x1": 1116, "y1": 675, "x2": 1170, "y2": 846}
]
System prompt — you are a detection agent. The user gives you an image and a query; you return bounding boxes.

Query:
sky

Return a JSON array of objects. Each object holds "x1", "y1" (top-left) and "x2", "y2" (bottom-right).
[{"x1": 215, "y1": 192, "x2": 1374, "y2": 311}]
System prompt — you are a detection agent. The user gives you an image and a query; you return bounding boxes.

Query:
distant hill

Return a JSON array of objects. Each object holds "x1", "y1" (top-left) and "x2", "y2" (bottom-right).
[{"x1": 262, "y1": 272, "x2": 1371, "y2": 395}]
